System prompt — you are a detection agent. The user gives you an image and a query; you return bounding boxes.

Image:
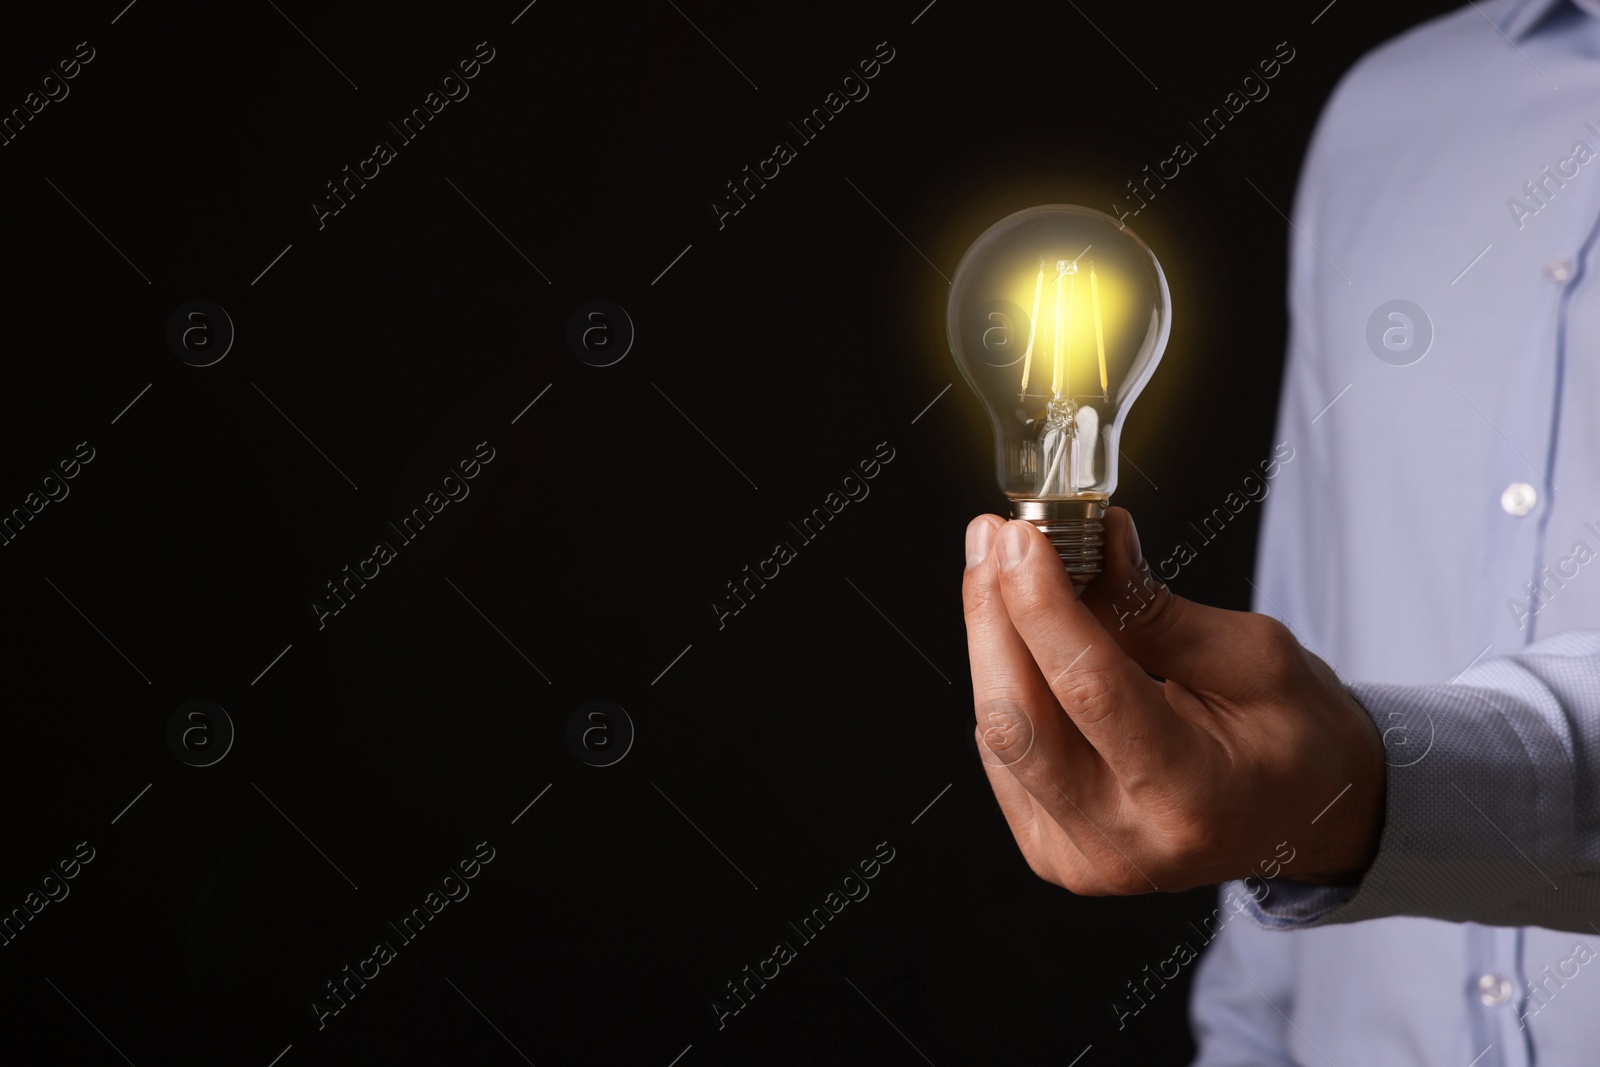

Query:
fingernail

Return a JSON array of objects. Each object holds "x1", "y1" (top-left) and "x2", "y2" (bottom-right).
[
  {"x1": 996, "y1": 521, "x2": 1031, "y2": 572},
  {"x1": 965, "y1": 518, "x2": 995, "y2": 569},
  {"x1": 1125, "y1": 516, "x2": 1143, "y2": 572}
]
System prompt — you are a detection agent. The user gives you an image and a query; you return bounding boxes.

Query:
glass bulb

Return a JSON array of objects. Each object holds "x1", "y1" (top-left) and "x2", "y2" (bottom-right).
[{"x1": 947, "y1": 204, "x2": 1171, "y2": 581}]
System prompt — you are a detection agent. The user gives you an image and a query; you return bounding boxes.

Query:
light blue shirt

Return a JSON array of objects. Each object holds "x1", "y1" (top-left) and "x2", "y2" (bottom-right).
[{"x1": 1189, "y1": 1, "x2": 1600, "y2": 1064}]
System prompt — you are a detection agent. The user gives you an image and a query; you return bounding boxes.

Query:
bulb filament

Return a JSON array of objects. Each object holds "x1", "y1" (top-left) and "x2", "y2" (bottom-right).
[
  {"x1": 1025, "y1": 246, "x2": 1108, "y2": 494},
  {"x1": 1019, "y1": 249, "x2": 1107, "y2": 403},
  {"x1": 1052, "y1": 259, "x2": 1072, "y2": 395}
]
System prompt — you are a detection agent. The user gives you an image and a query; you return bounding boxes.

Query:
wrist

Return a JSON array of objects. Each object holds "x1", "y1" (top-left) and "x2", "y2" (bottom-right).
[{"x1": 1298, "y1": 690, "x2": 1387, "y2": 885}]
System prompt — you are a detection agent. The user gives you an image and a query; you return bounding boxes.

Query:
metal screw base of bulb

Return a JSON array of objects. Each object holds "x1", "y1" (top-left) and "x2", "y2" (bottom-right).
[{"x1": 1012, "y1": 498, "x2": 1106, "y2": 584}]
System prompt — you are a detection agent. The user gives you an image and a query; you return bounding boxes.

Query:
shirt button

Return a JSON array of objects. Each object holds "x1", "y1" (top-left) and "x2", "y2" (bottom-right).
[
  {"x1": 1502, "y1": 482, "x2": 1538, "y2": 516},
  {"x1": 1547, "y1": 257, "x2": 1576, "y2": 283},
  {"x1": 1478, "y1": 973, "x2": 1514, "y2": 1006}
]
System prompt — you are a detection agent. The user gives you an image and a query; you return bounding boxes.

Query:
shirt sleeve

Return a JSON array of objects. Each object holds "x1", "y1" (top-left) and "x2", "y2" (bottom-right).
[{"x1": 1232, "y1": 630, "x2": 1600, "y2": 933}]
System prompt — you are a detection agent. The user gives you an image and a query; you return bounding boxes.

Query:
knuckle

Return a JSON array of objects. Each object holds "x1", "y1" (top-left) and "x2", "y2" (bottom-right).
[
  {"x1": 1164, "y1": 817, "x2": 1221, "y2": 870},
  {"x1": 1252, "y1": 615, "x2": 1305, "y2": 674},
  {"x1": 1055, "y1": 662, "x2": 1120, "y2": 725}
]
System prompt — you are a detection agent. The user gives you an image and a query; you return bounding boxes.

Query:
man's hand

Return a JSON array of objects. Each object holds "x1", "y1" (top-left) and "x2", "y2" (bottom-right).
[{"x1": 962, "y1": 509, "x2": 1386, "y2": 895}]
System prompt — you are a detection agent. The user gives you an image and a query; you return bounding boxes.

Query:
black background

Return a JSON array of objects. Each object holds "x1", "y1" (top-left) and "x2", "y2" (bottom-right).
[{"x1": 0, "y1": 2, "x2": 1455, "y2": 1064}]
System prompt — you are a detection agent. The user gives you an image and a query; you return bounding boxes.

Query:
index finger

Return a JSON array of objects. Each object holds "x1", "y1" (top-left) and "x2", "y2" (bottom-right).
[
  {"x1": 963, "y1": 514, "x2": 1125, "y2": 867},
  {"x1": 962, "y1": 515, "x2": 1103, "y2": 782},
  {"x1": 991, "y1": 518, "x2": 1189, "y2": 783}
]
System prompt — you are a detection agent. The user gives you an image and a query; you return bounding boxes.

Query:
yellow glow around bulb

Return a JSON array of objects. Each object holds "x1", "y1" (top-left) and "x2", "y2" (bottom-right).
[{"x1": 946, "y1": 203, "x2": 1173, "y2": 525}]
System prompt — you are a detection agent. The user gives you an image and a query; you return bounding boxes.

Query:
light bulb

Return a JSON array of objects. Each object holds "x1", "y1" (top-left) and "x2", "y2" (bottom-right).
[{"x1": 947, "y1": 204, "x2": 1171, "y2": 582}]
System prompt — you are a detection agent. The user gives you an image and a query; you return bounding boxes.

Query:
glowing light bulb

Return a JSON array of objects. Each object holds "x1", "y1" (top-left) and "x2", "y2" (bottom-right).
[{"x1": 947, "y1": 205, "x2": 1171, "y2": 582}]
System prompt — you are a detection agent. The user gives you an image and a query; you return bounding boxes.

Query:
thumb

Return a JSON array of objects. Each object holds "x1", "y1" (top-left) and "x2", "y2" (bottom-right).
[{"x1": 1079, "y1": 507, "x2": 1242, "y2": 683}]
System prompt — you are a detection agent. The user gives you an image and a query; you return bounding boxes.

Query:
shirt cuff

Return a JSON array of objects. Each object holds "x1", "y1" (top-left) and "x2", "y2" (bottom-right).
[{"x1": 1233, "y1": 673, "x2": 1573, "y2": 930}]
